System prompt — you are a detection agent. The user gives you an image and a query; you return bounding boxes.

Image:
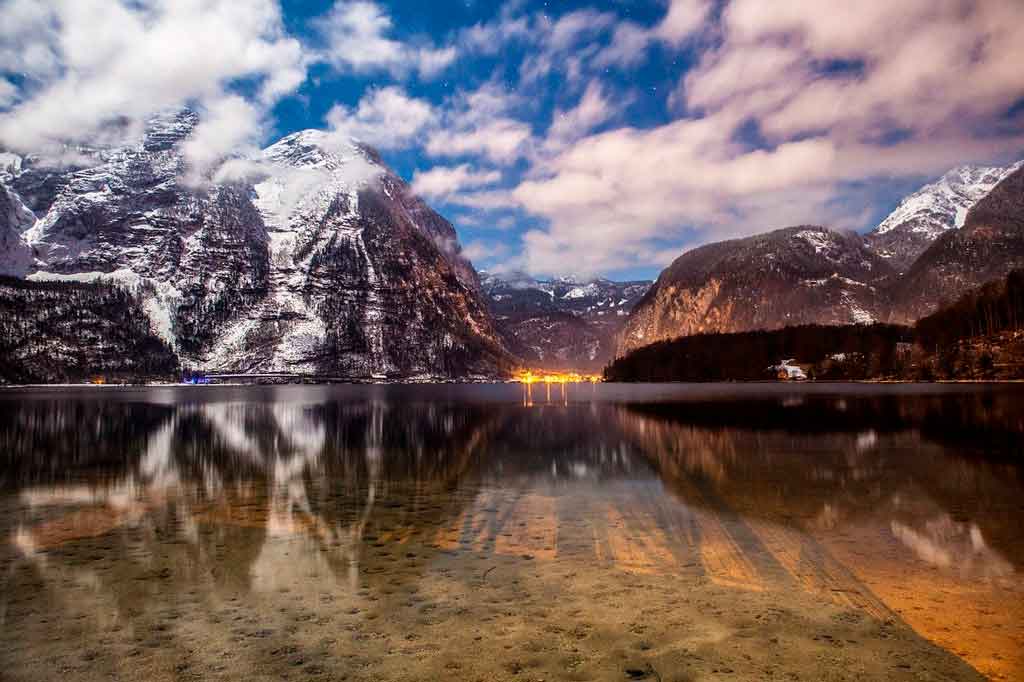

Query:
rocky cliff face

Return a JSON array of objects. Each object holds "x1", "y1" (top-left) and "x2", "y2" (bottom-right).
[
  {"x1": 479, "y1": 272, "x2": 650, "y2": 370},
  {"x1": 0, "y1": 111, "x2": 510, "y2": 379},
  {"x1": 619, "y1": 227, "x2": 894, "y2": 356},
  {"x1": 889, "y1": 165, "x2": 1024, "y2": 323},
  {"x1": 866, "y1": 161, "x2": 1021, "y2": 270},
  {"x1": 0, "y1": 182, "x2": 34, "y2": 277}
]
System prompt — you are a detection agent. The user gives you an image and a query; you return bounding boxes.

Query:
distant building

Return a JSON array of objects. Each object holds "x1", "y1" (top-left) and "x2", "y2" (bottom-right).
[{"x1": 770, "y1": 359, "x2": 807, "y2": 381}]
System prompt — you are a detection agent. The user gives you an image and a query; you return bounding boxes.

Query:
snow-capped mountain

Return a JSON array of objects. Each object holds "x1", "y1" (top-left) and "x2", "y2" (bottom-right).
[
  {"x1": 890, "y1": 164, "x2": 1024, "y2": 323},
  {"x1": 867, "y1": 161, "x2": 1023, "y2": 269},
  {"x1": 0, "y1": 111, "x2": 510, "y2": 379},
  {"x1": 479, "y1": 271, "x2": 650, "y2": 370},
  {"x1": 619, "y1": 226, "x2": 894, "y2": 357}
]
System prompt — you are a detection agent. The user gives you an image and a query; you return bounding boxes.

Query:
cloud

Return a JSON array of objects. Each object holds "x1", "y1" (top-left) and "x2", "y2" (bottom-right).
[
  {"x1": 596, "y1": 23, "x2": 653, "y2": 69},
  {"x1": 657, "y1": 0, "x2": 715, "y2": 44},
  {"x1": 182, "y1": 95, "x2": 263, "y2": 183},
  {"x1": 459, "y1": 7, "x2": 531, "y2": 55},
  {"x1": 442, "y1": 188, "x2": 520, "y2": 211},
  {"x1": 410, "y1": 164, "x2": 501, "y2": 200},
  {"x1": 519, "y1": 9, "x2": 615, "y2": 84},
  {"x1": 456, "y1": 212, "x2": 519, "y2": 231},
  {"x1": 326, "y1": 86, "x2": 436, "y2": 150},
  {"x1": 689, "y1": 0, "x2": 1024, "y2": 141},
  {"x1": 596, "y1": 0, "x2": 713, "y2": 68},
  {"x1": 0, "y1": 0, "x2": 62, "y2": 81},
  {"x1": 508, "y1": 0, "x2": 1024, "y2": 276},
  {"x1": 427, "y1": 119, "x2": 532, "y2": 164},
  {"x1": 461, "y1": 239, "x2": 509, "y2": 264},
  {"x1": 425, "y1": 82, "x2": 533, "y2": 164},
  {"x1": 546, "y1": 80, "x2": 617, "y2": 149},
  {"x1": 316, "y1": 0, "x2": 456, "y2": 79},
  {"x1": 0, "y1": 79, "x2": 16, "y2": 108},
  {"x1": 0, "y1": 0, "x2": 305, "y2": 156}
]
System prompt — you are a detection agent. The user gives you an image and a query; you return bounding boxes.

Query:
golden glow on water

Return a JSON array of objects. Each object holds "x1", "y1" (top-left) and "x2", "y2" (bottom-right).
[{"x1": 1, "y1": 385, "x2": 1021, "y2": 681}]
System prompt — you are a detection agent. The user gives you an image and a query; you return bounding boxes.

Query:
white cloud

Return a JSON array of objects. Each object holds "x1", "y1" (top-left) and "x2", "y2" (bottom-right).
[
  {"x1": 0, "y1": 0, "x2": 306, "y2": 155},
  {"x1": 425, "y1": 82, "x2": 533, "y2": 164},
  {"x1": 439, "y1": 188, "x2": 519, "y2": 211},
  {"x1": 596, "y1": 0, "x2": 713, "y2": 68},
  {"x1": 410, "y1": 164, "x2": 501, "y2": 201},
  {"x1": 415, "y1": 46, "x2": 458, "y2": 79},
  {"x1": 459, "y1": 8, "x2": 531, "y2": 55},
  {"x1": 326, "y1": 86, "x2": 436, "y2": 150},
  {"x1": 546, "y1": 80, "x2": 616, "y2": 149},
  {"x1": 427, "y1": 119, "x2": 532, "y2": 164},
  {"x1": 317, "y1": 0, "x2": 456, "y2": 79},
  {"x1": 182, "y1": 95, "x2": 263, "y2": 184},
  {"x1": 691, "y1": 0, "x2": 1024, "y2": 142},
  {"x1": 461, "y1": 239, "x2": 508, "y2": 264},
  {"x1": 596, "y1": 23, "x2": 653, "y2": 69},
  {"x1": 0, "y1": 79, "x2": 17, "y2": 108},
  {"x1": 656, "y1": 0, "x2": 714, "y2": 44},
  {"x1": 519, "y1": 9, "x2": 615, "y2": 85},
  {"x1": 0, "y1": 0, "x2": 62, "y2": 81}
]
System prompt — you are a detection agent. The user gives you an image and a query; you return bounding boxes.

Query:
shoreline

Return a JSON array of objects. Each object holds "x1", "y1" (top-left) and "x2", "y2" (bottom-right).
[{"x1": 3, "y1": 378, "x2": 1024, "y2": 390}]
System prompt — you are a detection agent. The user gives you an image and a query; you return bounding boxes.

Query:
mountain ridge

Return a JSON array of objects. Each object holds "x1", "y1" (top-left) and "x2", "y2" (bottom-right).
[
  {"x1": 617, "y1": 162, "x2": 1024, "y2": 358},
  {"x1": 619, "y1": 226, "x2": 893, "y2": 356}
]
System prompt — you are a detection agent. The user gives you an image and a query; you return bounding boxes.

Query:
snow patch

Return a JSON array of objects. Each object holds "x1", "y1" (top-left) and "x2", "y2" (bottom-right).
[{"x1": 794, "y1": 229, "x2": 834, "y2": 254}]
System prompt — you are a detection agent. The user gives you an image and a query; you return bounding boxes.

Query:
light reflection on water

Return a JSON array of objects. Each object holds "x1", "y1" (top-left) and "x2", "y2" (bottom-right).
[{"x1": 0, "y1": 383, "x2": 1022, "y2": 681}]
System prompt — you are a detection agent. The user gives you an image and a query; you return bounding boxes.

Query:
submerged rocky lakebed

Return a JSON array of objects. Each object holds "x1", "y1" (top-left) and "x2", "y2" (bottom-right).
[{"x1": 0, "y1": 382, "x2": 1021, "y2": 681}]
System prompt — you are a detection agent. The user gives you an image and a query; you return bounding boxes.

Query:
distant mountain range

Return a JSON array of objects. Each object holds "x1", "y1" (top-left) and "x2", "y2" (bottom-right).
[
  {"x1": 479, "y1": 272, "x2": 650, "y2": 371},
  {"x1": 619, "y1": 160, "x2": 1024, "y2": 358}
]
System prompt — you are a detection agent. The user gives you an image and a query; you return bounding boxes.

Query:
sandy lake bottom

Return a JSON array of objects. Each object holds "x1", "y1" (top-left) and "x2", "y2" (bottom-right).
[{"x1": 1, "y1": 383, "x2": 1022, "y2": 681}]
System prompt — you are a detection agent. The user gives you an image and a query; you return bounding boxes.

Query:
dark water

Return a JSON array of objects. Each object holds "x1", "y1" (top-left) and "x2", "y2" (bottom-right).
[{"x1": 1, "y1": 383, "x2": 1022, "y2": 681}]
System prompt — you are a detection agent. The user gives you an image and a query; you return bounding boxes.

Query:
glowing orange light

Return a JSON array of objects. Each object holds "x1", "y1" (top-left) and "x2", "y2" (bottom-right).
[{"x1": 514, "y1": 370, "x2": 602, "y2": 385}]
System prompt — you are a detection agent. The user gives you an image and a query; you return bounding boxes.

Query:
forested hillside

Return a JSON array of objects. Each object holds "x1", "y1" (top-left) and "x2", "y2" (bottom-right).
[
  {"x1": 914, "y1": 270, "x2": 1024, "y2": 379},
  {"x1": 606, "y1": 270, "x2": 1024, "y2": 382},
  {"x1": 605, "y1": 324, "x2": 913, "y2": 382},
  {"x1": 0, "y1": 277, "x2": 179, "y2": 384}
]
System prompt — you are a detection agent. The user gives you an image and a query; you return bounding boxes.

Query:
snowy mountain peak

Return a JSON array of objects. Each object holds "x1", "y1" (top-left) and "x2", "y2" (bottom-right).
[
  {"x1": 261, "y1": 130, "x2": 369, "y2": 171},
  {"x1": 866, "y1": 159, "x2": 1023, "y2": 268},
  {"x1": 875, "y1": 160, "x2": 1022, "y2": 236}
]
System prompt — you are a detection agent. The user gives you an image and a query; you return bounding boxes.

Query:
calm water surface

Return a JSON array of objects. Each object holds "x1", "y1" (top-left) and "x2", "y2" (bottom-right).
[{"x1": 1, "y1": 383, "x2": 1022, "y2": 681}]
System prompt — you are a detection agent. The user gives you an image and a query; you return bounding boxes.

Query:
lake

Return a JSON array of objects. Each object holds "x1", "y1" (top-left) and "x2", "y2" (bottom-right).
[{"x1": 1, "y1": 383, "x2": 1022, "y2": 681}]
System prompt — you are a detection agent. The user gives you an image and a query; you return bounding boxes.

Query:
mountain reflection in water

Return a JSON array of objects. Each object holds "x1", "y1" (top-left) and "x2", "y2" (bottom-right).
[{"x1": 0, "y1": 384, "x2": 1022, "y2": 681}]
